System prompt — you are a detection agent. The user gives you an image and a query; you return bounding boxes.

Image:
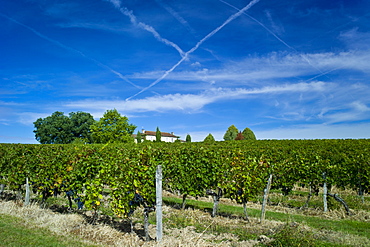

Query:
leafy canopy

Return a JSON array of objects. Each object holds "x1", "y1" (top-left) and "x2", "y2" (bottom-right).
[
  {"x1": 33, "y1": 111, "x2": 94, "y2": 144},
  {"x1": 69, "y1": 111, "x2": 95, "y2": 143},
  {"x1": 223, "y1": 125, "x2": 239, "y2": 141},
  {"x1": 203, "y1": 133, "x2": 215, "y2": 143},
  {"x1": 90, "y1": 109, "x2": 136, "y2": 144},
  {"x1": 242, "y1": 127, "x2": 257, "y2": 140},
  {"x1": 186, "y1": 134, "x2": 191, "y2": 142}
]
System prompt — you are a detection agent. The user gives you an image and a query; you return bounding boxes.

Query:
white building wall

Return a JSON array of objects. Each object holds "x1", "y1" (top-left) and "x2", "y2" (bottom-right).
[
  {"x1": 141, "y1": 131, "x2": 178, "y2": 142},
  {"x1": 145, "y1": 136, "x2": 156, "y2": 141},
  {"x1": 162, "y1": 136, "x2": 176, "y2": 142}
]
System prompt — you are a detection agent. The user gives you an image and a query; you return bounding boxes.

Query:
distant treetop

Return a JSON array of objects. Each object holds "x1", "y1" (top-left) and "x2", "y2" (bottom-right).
[
  {"x1": 242, "y1": 127, "x2": 256, "y2": 140},
  {"x1": 204, "y1": 133, "x2": 215, "y2": 143},
  {"x1": 223, "y1": 125, "x2": 239, "y2": 141}
]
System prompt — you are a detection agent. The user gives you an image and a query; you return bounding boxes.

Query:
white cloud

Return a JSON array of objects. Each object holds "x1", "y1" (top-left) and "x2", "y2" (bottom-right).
[
  {"x1": 128, "y1": 50, "x2": 370, "y2": 85},
  {"x1": 65, "y1": 93, "x2": 211, "y2": 114},
  {"x1": 0, "y1": 101, "x2": 23, "y2": 106},
  {"x1": 264, "y1": 9, "x2": 285, "y2": 35},
  {"x1": 321, "y1": 101, "x2": 370, "y2": 124},
  {"x1": 155, "y1": 0, "x2": 196, "y2": 34},
  {"x1": 191, "y1": 62, "x2": 201, "y2": 67},
  {"x1": 182, "y1": 122, "x2": 370, "y2": 141},
  {"x1": 17, "y1": 112, "x2": 52, "y2": 125},
  {"x1": 125, "y1": 0, "x2": 262, "y2": 100},
  {"x1": 106, "y1": 0, "x2": 121, "y2": 9},
  {"x1": 106, "y1": 0, "x2": 185, "y2": 57},
  {"x1": 339, "y1": 28, "x2": 370, "y2": 50},
  {"x1": 351, "y1": 101, "x2": 370, "y2": 112},
  {"x1": 256, "y1": 122, "x2": 370, "y2": 139},
  {"x1": 64, "y1": 81, "x2": 330, "y2": 114},
  {"x1": 57, "y1": 22, "x2": 131, "y2": 33},
  {"x1": 0, "y1": 14, "x2": 139, "y2": 89}
]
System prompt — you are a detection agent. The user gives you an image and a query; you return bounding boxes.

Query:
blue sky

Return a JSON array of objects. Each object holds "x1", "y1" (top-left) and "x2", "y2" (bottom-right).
[{"x1": 1, "y1": 0, "x2": 370, "y2": 143}]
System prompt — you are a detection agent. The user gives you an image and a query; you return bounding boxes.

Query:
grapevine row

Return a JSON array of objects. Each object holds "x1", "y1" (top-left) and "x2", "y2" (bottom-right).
[{"x1": 0, "y1": 139, "x2": 369, "y2": 218}]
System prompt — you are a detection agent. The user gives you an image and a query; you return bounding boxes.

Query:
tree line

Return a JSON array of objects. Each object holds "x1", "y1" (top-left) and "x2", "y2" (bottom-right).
[
  {"x1": 33, "y1": 109, "x2": 135, "y2": 144},
  {"x1": 203, "y1": 125, "x2": 256, "y2": 143},
  {"x1": 33, "y1": 110, "x2": 256, "y2": 144}
]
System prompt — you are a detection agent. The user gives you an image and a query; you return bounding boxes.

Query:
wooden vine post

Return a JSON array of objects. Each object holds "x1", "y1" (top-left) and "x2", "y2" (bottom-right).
[
  {"x1": 260, "y1": 174, "x2": 273, "y2": 223},
  {"x1": 156, "y1": 165, "x2": 163, "y2": 242},
  {"x1": 212, "y1": 188, "x2": 222, "y2": 218},
  {"x1": 303, "y1": 184, "x2": 312, "y2": 208},
  {"x1": 242, "y1": 199, "x2": 250, "y2": 222},
  {"x1": 323, "y1": 172, "x2": 328, "y2": 212},
  {"x1": 0, "y1": 184, "x2": 4, "y2": 196},
  {"x1": 358, "y1": 177, "x2": 365, "y2": 203},
  {"x1": 206, "y1": 188, "x2": 223, "y2": 218},
  {"x1": 25, "y1": 177, "x2": 30, "y2": 206}
]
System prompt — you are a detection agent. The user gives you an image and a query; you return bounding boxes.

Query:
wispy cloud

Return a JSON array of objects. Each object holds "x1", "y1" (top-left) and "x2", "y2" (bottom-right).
[
  {"x1": 64, "y1": 81, "x2": 329, "y2": 113},
  {"x1": 56, "y1": 21, "x2": 131, "y2": 33},
  {"x1": 220, "y1": 0, "x2": 294, "y2": 50},
  {"x1": 219, "y1": 0, "x2": 328, "y2": 77},
  {"x1": 3, "y1": 0, "x2": 369, "y2": 143},
  {"x1": 0, "y1": 12, "x2": 140, "y2": 89},
  {"x1": 256, "y1": 122, "x2": 370, "y2": 139},
  {"x1": 106, "y1": 0, "x2": 185, "y2": 57},
  {"x1": 0, "y1": 101, "x2": 24, "y2": 106},
  {"x1": 339, "y1": 28, "x2": 370, "y2": 50},
  {"x1": 17, "y1": 112, "x2": 50, "y2": 125},
  {"x1": 126, "y1": 0, "x2": 262, "y2": 100},
  {"x1": 155, "y1": 0, "x2": 196, "y2": 35},
  {"x1": 0, "y1": 13, "x2": 82, "y2": 55},
  {"x1": 264, "y1": 10, "x2": 285, "y2": 35},
  {"x1": 320, "y1": 101, "x2": 370, "y2": 124},
  {"x1": 128, "y1": 50, "x2": 370, "y2": 85}
]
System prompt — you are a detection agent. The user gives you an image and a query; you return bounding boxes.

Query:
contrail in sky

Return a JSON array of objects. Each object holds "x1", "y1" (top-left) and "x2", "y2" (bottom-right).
[
  {"x1": 126, "y1": 0, "x2": 261, "y2": 100},
  {"x1": 107, "y1": 0, "x2": 185, "y2": 57},
  {"x1": 218, "y1": 0, "x2": 327, "y2": 78},
  {"x1": 219, "y1": 0, "x2": 293, "y2": 49},
  {"x1": 0, "y1": 13, "x2": 140, "y2": 89},
  {"x1": 155, "y1": 0, "x2": 197, "y2": 35},
  {"x1": 305, "y1": 66, "x2": 344, "y2": 82}
]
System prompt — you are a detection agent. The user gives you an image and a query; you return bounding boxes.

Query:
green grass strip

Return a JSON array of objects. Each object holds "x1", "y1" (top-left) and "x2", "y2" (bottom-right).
[
  {"x1": 0, "y1": 214, "x2": 96, "y2": 247},
  {"x1": 163, "y1": 196, "x2": 370, "y2": 238}
]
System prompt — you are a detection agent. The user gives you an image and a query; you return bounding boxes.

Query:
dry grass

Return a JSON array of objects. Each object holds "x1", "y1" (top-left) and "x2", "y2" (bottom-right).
[
  {"x1": 176, "y1": 190, "x2": 370, "y2": 222},
  {"x1": 1, "y1": 188, "x2": 369, "y2": 247},
  {"x1": 0, "y1": 199, "x2": 260, "y2": 246}
]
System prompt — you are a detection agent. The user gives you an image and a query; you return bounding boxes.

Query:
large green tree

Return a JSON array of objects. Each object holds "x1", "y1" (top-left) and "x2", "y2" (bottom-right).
[
  {"x1": 33, "y1": 111, "x2": 94, "y2": 144},
  {"x1": 242, "y1": 127, "x2": 257, "y2": 140},
  {"x1": 69, "y1": 111, "x2": 95, "y2": 143},
  {"x1": 223, "y1": 125, "x2": 239, "y2": 141},
  {"x1": 90, "y1": 109, "x2": 136, "y2": 144}
]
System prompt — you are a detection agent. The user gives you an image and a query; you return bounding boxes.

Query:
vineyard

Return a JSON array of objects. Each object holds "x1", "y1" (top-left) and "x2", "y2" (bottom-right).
[{"x1": 0, "y1": 139, "x2": 369, "y2": 245}]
